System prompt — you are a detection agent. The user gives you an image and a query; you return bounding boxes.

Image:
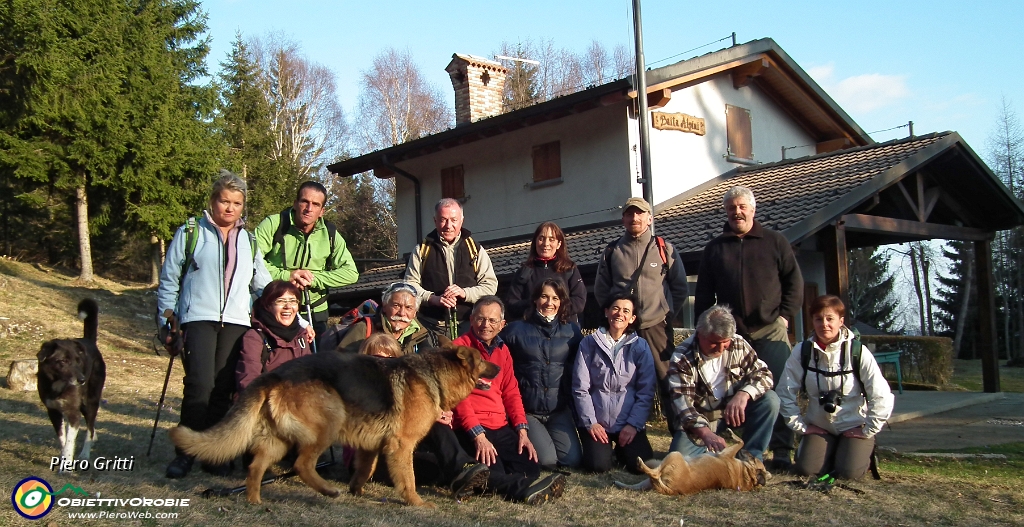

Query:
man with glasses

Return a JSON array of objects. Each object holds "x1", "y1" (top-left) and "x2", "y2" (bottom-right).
[
  {"x1": 335, "y1": 282, "x2": 440, "y2": 355},
  {"x1": 255, "y1": 181, "x2": 359, "y2": 345},
  {"x1": 450, "y1": 296, "x2": 567, "y2": 505},
  {"x1": 666, "y1": 305, "x2": 779, "y2": 462}
]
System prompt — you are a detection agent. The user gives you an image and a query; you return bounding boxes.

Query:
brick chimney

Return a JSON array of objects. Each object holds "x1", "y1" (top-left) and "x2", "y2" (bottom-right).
[{"x1": 446, "y1": 54, "x2": 507, "y2": 126}]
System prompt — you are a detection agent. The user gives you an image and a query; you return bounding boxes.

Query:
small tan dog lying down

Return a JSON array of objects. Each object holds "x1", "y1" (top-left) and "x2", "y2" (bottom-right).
[{"x1": 614, "y1": 441, "x2": 767, "y2": 496}]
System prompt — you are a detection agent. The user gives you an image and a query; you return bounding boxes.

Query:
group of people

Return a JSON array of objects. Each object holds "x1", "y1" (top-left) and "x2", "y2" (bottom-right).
[{"x1": 156, "y1": 171, "x2": 894, "y2": 505}]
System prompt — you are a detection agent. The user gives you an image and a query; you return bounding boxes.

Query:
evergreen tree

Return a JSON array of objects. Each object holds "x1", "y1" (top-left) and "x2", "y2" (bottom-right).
[
  {"x1": 933, "y1": 240, "x2": 978, "y2": 359},
  {"x1": 847, "y1": 247, "x2": 901, "y2": 333}
]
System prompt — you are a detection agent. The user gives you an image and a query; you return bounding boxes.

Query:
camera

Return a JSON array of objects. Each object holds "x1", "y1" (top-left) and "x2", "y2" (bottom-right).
[{"x1": 817, "y1": 390, "x2": 843, "y2": 413}]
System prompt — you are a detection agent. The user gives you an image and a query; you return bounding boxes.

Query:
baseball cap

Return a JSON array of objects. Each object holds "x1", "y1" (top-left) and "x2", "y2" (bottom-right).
[{"x1": 622, "y1": 197, "x2": 652, "y2": 215}]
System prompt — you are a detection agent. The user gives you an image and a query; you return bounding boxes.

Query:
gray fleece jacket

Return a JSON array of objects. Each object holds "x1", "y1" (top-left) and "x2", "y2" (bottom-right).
[{"x1": 594, "y1": 228, "x2": 689, "y2": 329}]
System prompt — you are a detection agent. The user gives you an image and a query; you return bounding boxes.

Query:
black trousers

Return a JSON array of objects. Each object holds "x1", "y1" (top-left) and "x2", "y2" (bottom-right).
[
  {"x1": 372, "y1": 423, "x2": 476, "y2": 487},
  {"x1": 179, "y1": 321, "x2": 247, "y2": 432},
  {"x1": 457, "y1": 425, "x2": 540, "y2": 501},
  {"x1": 753, "y1": 338, "x2": 797, "y2": 458},
  {"x1": 579, "y1": 428, "x2": 654, "y2": 475},
  {"x1": 638, "y1": 318, "x2": 677, "y2": 432}
]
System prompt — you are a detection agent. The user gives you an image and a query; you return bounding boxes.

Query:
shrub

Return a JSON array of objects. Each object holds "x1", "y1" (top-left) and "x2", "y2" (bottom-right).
[{"x1": 861, "y1": 335, "x2": 954, "y2": 386}]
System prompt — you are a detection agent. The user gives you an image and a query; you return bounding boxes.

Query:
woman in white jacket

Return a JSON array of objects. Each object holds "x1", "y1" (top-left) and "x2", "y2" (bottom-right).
[{"x1": 778, "y1": 295, "x2": 894, "y2": 480}]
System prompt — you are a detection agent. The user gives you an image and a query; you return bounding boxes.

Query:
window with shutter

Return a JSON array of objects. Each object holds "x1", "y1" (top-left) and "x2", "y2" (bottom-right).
[
  {"x1": 726, "y1": 105, "x2": 753, "y2": 162},
  {"x1": 532, "y1": 141, "x2": 561, "y2": 183},
  {"x1": 441, "y1": 165, "x2": 465, "y2": 199}
]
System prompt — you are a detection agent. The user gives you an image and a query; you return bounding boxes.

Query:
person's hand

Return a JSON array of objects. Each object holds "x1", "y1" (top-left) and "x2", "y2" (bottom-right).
[
  {"x1": 778, "y1": 316, "x2": 789, "y2": 329},
  {"x1": 518, "y1": 428, "x2": 538, "y2": 462},
  {"x1": 589, "y1": 423, "x2": 609, "y2": 444},
  {"x1": 436, "y1": 410, "x2": 453, "y2": 428},
  {"x1": 304, "y1": 324, "x2": 316, "y2": 342},
  {"x1": 805, "y1": 424, "x2": 829, "y2": 436},
  {"x1": 474, "y1": 433, "x2": 498, "y2": 466},
  {"x1": 444, "y1": 284, "x2": 466, "y2": 300},
  {"x1": 289, "y1": 269, "x2": 314, "y2": 289},
  {"x1": 694, "y1": 427, "x2": 727, "y2": 453},
  {"x1": 430, "y1": 294, "x2": 457, "y2": 309},
  {"x1": 439, "y1": 294, "x2": 458, "y2": 308},
  {"x1": 842, "y1": 426, "x2": 868, "y2": 439},
  {"x1": 619, "y1": 424, "x2": 637, "y2": 446},
  {"x1": 724, "y1": 391, "x2": 750, "y2": 427}
]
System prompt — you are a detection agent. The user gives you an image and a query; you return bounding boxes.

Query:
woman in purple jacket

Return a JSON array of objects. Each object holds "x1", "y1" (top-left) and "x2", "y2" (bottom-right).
[
  {"x1": 572, "y1": 293, "x2": 656, "y2": 474},
  {"x1": 235, "y1": 280, "x2": 312, "y2": 392}
]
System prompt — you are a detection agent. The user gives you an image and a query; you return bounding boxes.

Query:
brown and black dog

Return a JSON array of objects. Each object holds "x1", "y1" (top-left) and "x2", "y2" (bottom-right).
[
  {"x1": 615, "y1": 441, "x2": 767, "y2": 496},
  {"x1": 170, "y1": 345, "x2": 499, "y2": 506},
  {"x1": 37, "y1": 299, "x2": 106, "y2": 473}
]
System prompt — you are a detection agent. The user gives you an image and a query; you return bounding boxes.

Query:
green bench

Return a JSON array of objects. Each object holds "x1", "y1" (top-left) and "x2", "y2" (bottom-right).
[{"x1": 873, "y1": 350, "x2": 903, "y2": 394}]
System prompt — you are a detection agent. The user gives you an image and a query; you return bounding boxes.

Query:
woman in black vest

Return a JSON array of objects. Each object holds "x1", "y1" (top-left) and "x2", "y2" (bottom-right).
[
  {"x1": 501, "y1": 278, "x2": 583, "y2": 469},
  {"x1": 505, "y1": 222, "x2": 586, "y2": 323}
]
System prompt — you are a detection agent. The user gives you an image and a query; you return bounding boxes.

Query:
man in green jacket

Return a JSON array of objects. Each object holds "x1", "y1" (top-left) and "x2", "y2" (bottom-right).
[{"x1": 255, "y1": 182, "x2": 359, "y2": 344}]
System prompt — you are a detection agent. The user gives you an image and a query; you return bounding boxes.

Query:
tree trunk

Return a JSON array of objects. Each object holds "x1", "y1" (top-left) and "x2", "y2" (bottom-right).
[
  {"x1": 910, "y1": 248, "x2": 926, "y2": 335},
  {"x1": 920, "y1": 244, "x2": 935, "y2": 336},
  {"x1": 954, "y1": 245, "x2": 974, "y2": 358},
  {"x1": 149, "y1": 235, "x2": 161, "y2": 287},
  {"x1": 75, "y1": 183, "x2": 93, "y2": 282}
]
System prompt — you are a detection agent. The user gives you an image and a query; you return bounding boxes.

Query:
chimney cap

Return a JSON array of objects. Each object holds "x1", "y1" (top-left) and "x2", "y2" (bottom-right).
[{"x1": 448, "y1": 53, "x2": 507, "y2": 73}]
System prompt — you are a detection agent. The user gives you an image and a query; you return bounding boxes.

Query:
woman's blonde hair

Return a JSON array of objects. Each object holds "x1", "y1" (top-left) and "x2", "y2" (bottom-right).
[
  {"x1": 359, "y1": 333, "x2": 403, "y2": 358},
  {"x1": 210, "y1": 169, "x2": 247, "y2": 205}
]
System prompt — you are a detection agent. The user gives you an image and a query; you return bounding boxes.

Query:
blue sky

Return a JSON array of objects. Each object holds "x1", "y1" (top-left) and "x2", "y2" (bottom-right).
[{"x1": 203, "y1": 0, "x2": 1023, "y2": 156}]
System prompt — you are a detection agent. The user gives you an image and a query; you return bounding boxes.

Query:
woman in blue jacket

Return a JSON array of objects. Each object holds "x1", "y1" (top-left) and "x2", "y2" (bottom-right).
[
  {"x1": 572, "y1": 293, "x2": 656, "y2": 474},
  {"x1": 157, "y1": 171, "x2": 272, "y2": 479},
  {"x1": 501, "y1": 278, "x2": 583, "y2": 468}
]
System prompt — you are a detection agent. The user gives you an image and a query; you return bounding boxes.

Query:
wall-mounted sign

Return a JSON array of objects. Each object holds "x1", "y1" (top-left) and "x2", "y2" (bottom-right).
[{"x1": 652, "y1": 112, "x2": 706, "y2": 136}]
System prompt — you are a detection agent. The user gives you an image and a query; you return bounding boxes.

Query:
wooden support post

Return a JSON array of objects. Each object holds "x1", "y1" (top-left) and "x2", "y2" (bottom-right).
[
  {"x1": 974, "y1": 239, "x2": 1000, "y2": 393},
  {"x1": 821, "y1": 222, "x2": 850, "y2": 306}
]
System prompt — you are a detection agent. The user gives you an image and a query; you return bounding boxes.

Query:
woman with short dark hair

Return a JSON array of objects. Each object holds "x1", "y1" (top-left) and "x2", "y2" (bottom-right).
[
  {"x1": 505, "y1": 222, "x2": 586, "y2": 323},
  {"x1": 571, "y1": 294, "x2": 656, "y2": 474},
  {"x1": 235, "y1": 280, "x2": 311, "y2": 392},
  {"x1": 501, "y1": 278, "x2": 583, "y2": 468},
  {"x1": 778, "y1": 295, "x2": 894, "y2": 480}
]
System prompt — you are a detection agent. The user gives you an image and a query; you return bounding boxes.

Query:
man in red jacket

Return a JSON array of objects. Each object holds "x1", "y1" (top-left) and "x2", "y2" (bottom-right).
[{"x1": 452, "y1": 296, "x2": 566, "y2": 504}]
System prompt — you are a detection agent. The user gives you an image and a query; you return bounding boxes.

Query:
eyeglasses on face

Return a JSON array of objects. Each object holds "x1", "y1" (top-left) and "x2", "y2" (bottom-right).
[
  {"x1": 273, "y1": 298, "x2": 299, "y2": 307},
  {"x1": 472, "y1": 316, "x2": 503, "y2": 327}
]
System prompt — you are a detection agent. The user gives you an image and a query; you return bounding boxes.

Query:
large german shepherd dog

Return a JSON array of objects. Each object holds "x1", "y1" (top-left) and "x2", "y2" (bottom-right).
[
  {"x1": 37, "y1": 299, "x2": 106, "y2": 473},
  {"x1": 170, "y1": 345, "x2": 499, "y2": 506},
  {"x1": 614, "y1": 441, "x2": 767, "y2": 496}
]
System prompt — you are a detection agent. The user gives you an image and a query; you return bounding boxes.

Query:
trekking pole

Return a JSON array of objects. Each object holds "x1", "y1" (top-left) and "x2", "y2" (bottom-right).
[
  {"x1": 448, "y1": 307, "x2": 459, "y2": 341},
  {"x1": 201, "y1": 461, "x2": 334, "y2": 498},
  {"x1": 148, "y1": 355, "x2": 174, "y2": 457},
  {"x1": 303, "y1": 289, "x2": 318, "y2": 354}
]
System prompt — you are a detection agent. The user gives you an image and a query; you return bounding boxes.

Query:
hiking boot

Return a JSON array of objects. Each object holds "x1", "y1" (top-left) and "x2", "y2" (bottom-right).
[
  {"x1": 523, "y1": 473, "x2": 565, "y2": 505},
  {"x1": 766, "y1": 457, "x2": 792, "y2": 474},
  {"x1": 165, "y1": 454, "x2": 194, "y2": 479},
  {"x1": 200, "y1": 460, "x2": 233, "y2": 477},
  {"x1": 450, "y1": 463, "x2": 489, "y2": 499}
]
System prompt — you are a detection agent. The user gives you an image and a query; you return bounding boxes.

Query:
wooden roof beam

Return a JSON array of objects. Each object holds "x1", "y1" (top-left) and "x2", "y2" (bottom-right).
[
  {"x1": 842, "y1": 213, "x2": 993, "y2": 241},
  {"x1": 732, "y1": 57, "x2": 770, "y2": 89}
]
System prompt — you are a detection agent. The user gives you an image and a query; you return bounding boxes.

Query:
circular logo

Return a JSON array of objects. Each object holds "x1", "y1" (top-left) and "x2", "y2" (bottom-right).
[{"x1": 11, "y1": 476, "x2": 54, "y2": 520}]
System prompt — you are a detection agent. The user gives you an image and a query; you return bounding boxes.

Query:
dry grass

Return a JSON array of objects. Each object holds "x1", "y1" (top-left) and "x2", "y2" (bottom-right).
[{"x1": 1, "y1": 258, "x2": 1022, "y2": 526}]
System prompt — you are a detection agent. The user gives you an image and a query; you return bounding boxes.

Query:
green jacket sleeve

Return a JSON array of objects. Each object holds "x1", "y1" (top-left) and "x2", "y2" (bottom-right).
[
  {"x1": 311, "y1": 229, "x2": 359, "y2": 289},
  {"x1": 254, "y1": 214, "x2": 291, "y2": 282}
]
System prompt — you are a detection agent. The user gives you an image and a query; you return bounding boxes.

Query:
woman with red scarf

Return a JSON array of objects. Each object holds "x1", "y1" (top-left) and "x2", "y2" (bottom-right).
[{"x1": 505, "y1": 222, "x2": 586, "y2": 324}]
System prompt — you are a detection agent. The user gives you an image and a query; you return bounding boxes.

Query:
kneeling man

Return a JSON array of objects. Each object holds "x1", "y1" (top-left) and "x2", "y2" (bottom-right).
[{"x1": 667, "y1": 305, "x2": 779, "y2": 461}]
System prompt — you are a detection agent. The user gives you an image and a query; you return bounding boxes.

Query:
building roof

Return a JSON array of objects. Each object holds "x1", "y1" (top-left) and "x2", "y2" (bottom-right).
[
  {"x1": 327, "y1": 38, "x2": 869, "y2": 179},
  {"x1": 334, "y1": 131, "x2": 1024, "y2": 297}
]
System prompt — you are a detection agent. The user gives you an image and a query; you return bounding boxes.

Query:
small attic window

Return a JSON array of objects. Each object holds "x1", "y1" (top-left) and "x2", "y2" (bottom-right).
[
  {"x1": 726, "y1": 104, "x2": 753, "y2": 162},
  {"x1": 441, "y1": 165, "x2": 465, "y2": 199},
  {"x1": 531, "y1": 141, "x2": 561, "y2": 186}
]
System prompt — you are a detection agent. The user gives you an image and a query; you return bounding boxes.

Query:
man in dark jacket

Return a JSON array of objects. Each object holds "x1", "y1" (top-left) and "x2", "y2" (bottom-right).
[
  {"x1": 404, "y1": 198, "x2": 498, "y2": 338},
  {"x1": 693, "y1": 185, "x2": 803, "y2": 469},
  {"x1": 334, "y1": 282, "x2": 439, "y2": 355}
]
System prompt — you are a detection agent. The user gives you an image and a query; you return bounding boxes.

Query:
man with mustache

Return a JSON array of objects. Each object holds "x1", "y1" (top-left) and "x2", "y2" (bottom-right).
[
  {"x1": 335, "y1": 282, "x2": 440, "y2": 355},
  {"x1": 404, "y1": 198, "x2": 498, "y2": 338},
  {"x1": 693, "y1": 185, "x2": 803, "y2": 471},
  {"x1": 594, "y1": 197, "x2": 689, "y2": 424}
]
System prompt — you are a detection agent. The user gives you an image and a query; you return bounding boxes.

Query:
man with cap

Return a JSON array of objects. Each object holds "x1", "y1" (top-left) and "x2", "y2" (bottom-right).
[{"x1": 594, "y1": 197, "x2": 689, "y2": 408}]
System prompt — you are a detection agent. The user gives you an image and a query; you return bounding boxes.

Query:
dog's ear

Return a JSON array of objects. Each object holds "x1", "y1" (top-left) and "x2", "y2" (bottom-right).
[
  {"x1": 436, "y1": 334, "x2": 453, "y2": 347},
  {"x1": 38, "y1": 341, "x2": 57, "y2": 362},
  {"x1": 454, "y1": 345, "x2": 475, "y2": 362}
]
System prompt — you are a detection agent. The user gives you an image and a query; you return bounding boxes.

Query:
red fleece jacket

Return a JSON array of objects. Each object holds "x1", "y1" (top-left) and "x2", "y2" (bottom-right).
[{"x1": 452, "y1": 332, "x2": 528, "y2": 432}]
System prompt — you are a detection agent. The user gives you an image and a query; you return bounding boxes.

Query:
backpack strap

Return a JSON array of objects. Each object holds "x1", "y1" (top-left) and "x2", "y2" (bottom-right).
[
  {"x1": 178, "y1": 216, "x2": 202, "y2": 291},
  {"x1": 255, "y1": 328, "x2": 273, "y2": 373},
  {"x1": 273, "y1": 208, "x2": 292, "y2": 266},
  {"x1": 800, "y1": 336, "x2": 866, "y2": 397},
  {"x1": 464, "y1": 236, "x2": 480, "y2": 273},
  {"x1": 799, "y1": 340, "x2": 812, "y2": 397},
  {"x1": 324, "y1": 220, "x2": 338, "y2": 271},
  {"x1": 655, "y1": 236, "x2": 669, "y2": 276},
  {"x1": 364, "y1": 316, "x2": 373, "y2": 339}
]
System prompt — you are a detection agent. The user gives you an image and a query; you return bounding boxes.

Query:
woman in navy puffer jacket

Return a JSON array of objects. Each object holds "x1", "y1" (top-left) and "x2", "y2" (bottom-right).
[{"x1": 501, "y1": 278, "x2": 583, "y2": 468}]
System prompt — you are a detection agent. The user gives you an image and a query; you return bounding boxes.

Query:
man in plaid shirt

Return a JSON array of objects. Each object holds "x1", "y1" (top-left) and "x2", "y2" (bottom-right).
[{"x1": 666, "y1": 305, "x2": 780, "y2": 461}]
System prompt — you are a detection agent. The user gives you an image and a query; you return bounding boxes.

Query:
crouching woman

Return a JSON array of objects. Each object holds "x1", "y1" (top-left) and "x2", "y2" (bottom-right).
[{"x1": 777, "y1": 294, "x2": 894, "y2": 479}]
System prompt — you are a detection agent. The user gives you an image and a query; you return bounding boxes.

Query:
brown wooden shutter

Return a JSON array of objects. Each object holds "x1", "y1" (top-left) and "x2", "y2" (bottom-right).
[
  {"x1": 441, "y1": 165, "x2": 465, "y2": 199},
  {"x1": 726, "y1": 105, "x2": 753, "y2": 160},
  {"x1": 532, "y1": 141, "x2": 561, "y2": 182}
]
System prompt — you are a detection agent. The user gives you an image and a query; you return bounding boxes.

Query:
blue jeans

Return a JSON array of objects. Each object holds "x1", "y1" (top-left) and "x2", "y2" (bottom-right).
[{"x1": 669, "y1": 391, "x2": 780, "y2": 461}]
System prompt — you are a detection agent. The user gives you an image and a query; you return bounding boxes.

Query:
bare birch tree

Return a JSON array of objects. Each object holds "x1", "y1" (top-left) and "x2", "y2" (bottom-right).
[{"x1": 354, "y1": 47, "x2": 452, "y2": 153}]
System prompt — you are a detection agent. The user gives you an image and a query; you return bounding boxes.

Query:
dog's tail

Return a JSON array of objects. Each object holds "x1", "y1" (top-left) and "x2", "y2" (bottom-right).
[
  {"x1": 78, "y1": 299, "x2": 99, "y2": 344},
  {"x1": 168, "y1": 385, "x2": 268, "y2": 464}
]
